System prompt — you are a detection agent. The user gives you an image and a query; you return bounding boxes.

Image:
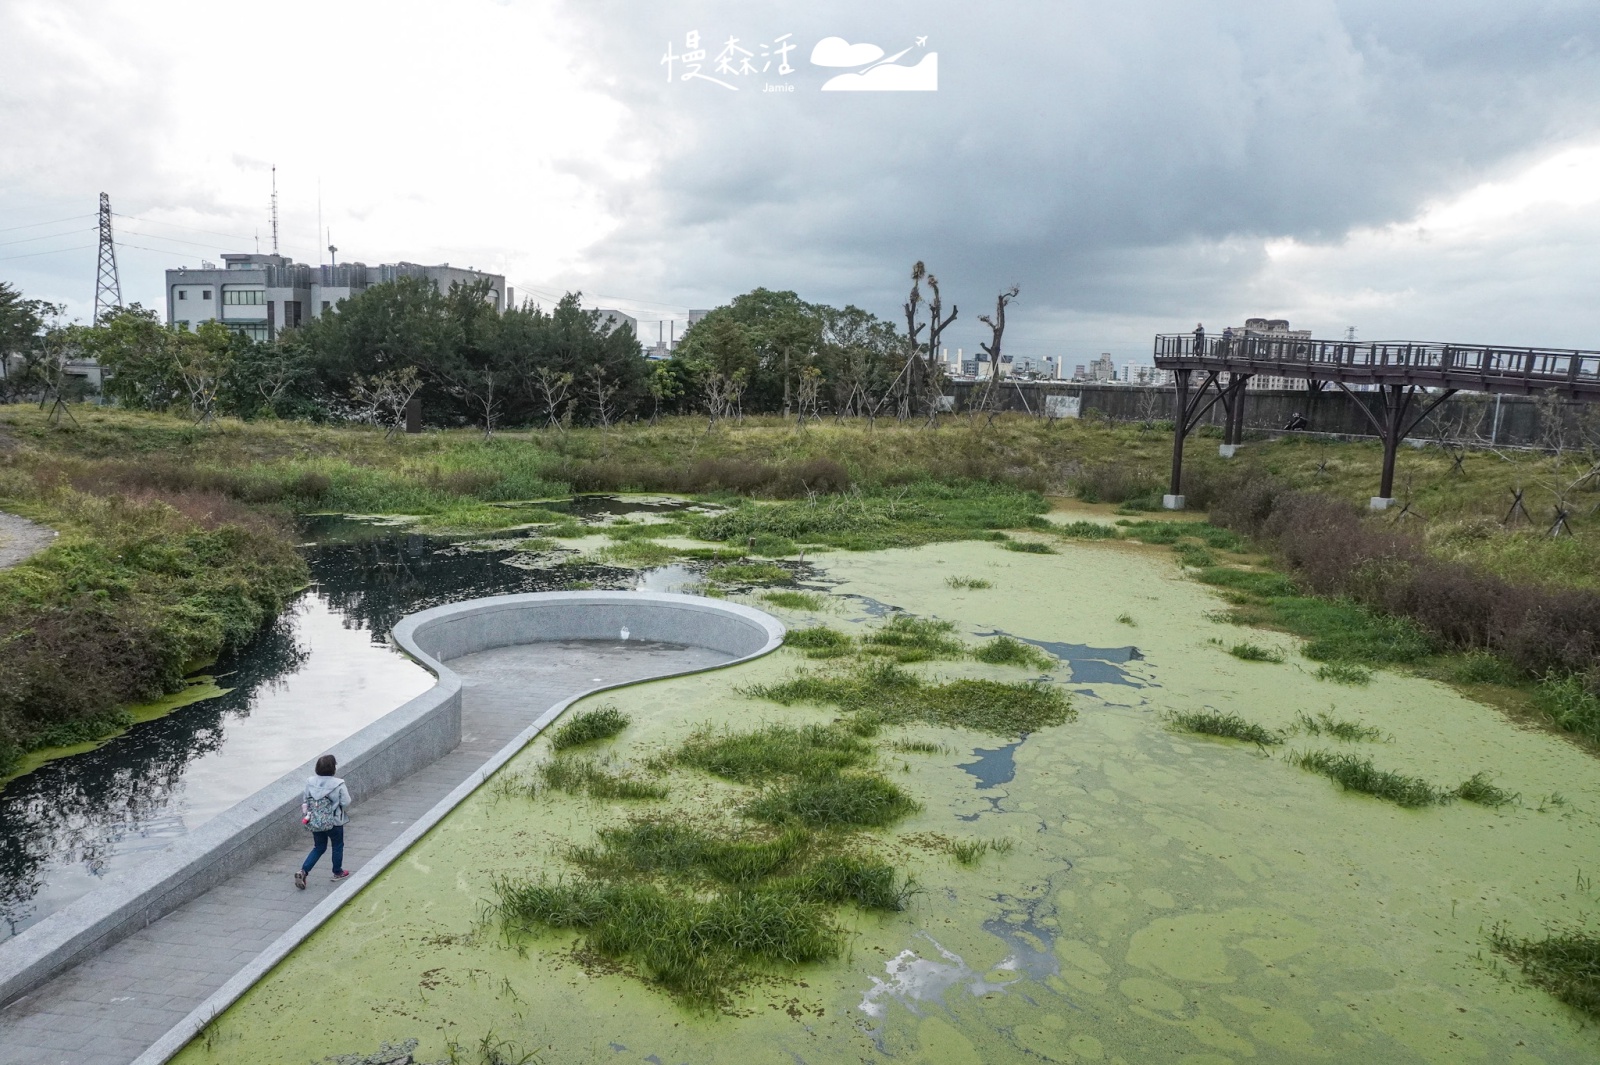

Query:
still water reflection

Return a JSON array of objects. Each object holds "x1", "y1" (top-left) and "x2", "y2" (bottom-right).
[{"x1": 0, "y1": 506, "x2": 680, "y2": 941}]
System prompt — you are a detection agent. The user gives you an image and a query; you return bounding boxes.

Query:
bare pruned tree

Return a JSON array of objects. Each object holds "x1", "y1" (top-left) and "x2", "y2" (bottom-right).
[
  {"x1": 586, "y1": 365, "x2": 618, "y2": 427},
  {"x1": 973, "y1": 285, "x2": 1020, "y2": 428},
  {"x1": 348, "y1": 366, "x2": 424, "y2": 438},
  {"x1": 531, "y1": 366, "x2": 575, "y2": 432},
  {"x1": 795, "y1": 365, "x2": 822, "y2": 428}
]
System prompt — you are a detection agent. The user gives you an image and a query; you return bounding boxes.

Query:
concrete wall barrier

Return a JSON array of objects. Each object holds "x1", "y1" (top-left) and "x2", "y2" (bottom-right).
[{"x1": 0, "y1": 592, "x2": 783, "y2": 1022}]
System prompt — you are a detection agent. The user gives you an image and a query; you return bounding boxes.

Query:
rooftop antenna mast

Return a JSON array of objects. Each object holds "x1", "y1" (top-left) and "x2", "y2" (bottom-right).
[
  {"x1": 92, "y1": 192, "x2": 123, "y2": 326},
  {"x1": 270, "y1": 165, "x2": 279, "y2": 255}
]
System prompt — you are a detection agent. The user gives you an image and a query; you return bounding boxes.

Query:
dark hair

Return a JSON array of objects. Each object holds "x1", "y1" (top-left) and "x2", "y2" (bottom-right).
[{"x1": 315, "y1": 754, "x2": 337, "y2": 776}]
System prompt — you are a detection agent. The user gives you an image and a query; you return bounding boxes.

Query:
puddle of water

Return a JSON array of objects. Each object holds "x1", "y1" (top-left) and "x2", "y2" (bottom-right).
[
  {"x1": 977, "y1": 629, "x2": 1146, "y2": 688},
  {"x1": 956, "y1": 741, "x2": 1022, "y2": 789}
]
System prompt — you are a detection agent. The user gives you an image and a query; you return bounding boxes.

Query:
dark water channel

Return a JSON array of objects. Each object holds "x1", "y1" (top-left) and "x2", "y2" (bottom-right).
[{"x1": 0, "y1": 500, "x2": 698, "y2": 942}]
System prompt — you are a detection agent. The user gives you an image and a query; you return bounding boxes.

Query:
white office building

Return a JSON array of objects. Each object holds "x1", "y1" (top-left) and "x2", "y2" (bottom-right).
[{"x1": 166, "y1": 253, "x2": 506, "y2": 341}]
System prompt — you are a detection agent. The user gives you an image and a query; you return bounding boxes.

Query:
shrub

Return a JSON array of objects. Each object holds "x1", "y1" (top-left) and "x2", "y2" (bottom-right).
[
  {"x1": 1003, "y1": 540, "x2": 1055, "y2": 554},
  {"x1": 945, "y1": 576, "x2": 993, "y2": 589},
  {"x1": 1074, "y1": 463, "x2": 1161, "y2": 504},
  {"x1": 1228, "y1": 642, "x2": 1284, "y2": 663}
]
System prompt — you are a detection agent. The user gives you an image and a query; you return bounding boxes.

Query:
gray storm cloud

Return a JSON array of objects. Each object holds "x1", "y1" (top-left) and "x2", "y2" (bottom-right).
[{"x1": 558, "y1": 0, "x2": 1600, "y2": 352}]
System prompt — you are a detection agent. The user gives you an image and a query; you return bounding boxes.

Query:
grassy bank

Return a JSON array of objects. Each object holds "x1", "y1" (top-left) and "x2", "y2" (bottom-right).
[
  {"x1": 0, "y1": 474, "x2": 307, "y2": 777},
  {"x1": 1, "y1": 405, "x2": 1595, "y2": 586}
]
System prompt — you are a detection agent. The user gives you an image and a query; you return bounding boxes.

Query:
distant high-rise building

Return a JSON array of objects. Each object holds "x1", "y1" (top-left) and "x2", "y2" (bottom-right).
[{"x1": 1089, "y1": 353, "x2": 1115, "y2": 382}]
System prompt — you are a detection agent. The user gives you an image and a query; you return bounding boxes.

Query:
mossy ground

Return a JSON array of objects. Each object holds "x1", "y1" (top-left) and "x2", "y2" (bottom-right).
[{"x1": 175, "y1": 534, "x2": 1600, "y2": 1065}]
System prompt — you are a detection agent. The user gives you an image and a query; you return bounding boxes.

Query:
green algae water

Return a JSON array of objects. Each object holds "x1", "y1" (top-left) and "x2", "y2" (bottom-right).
[{"x1": 175, "y1": 540, "x2": 1600, "y2": 1064}]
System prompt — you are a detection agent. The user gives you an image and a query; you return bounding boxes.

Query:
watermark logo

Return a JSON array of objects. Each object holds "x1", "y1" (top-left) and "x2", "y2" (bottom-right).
[
  {"x1": 661, "y1": 31, "x2": 936, "y2": 93},
  {"x1": 811, "y1": 36, "x2": 937, "y2": 91}
]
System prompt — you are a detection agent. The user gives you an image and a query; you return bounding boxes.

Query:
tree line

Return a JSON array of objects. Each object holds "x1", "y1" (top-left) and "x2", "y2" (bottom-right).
[{"x1": 0, "y1": 263, "x2": 1021, "y2": 431}]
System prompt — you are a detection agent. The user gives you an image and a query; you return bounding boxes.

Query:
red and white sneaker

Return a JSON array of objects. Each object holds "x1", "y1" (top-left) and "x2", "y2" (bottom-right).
[
  {"x1": 294, "y1": 870, "x2": 307, "y2": 890},
  {"x1": 330, "y1": 870, "x2": 352, "y2": 883}
]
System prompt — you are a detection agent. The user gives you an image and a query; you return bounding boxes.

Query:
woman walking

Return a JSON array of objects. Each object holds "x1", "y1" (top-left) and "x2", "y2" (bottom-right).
[{"x1": 295, "y1": 754, "x2": 352, "y2": 888}]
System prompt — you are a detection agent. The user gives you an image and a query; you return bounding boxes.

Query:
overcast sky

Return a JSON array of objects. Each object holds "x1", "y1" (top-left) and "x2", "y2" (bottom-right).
[{"x1": 2, "y1": 0, "x2": 1598, "y2": 361}]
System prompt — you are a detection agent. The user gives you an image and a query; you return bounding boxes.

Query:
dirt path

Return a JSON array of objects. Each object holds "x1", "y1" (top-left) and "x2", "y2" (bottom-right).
[{"x1": 0, "y1": 511, "x2": 56, "y2": 568}]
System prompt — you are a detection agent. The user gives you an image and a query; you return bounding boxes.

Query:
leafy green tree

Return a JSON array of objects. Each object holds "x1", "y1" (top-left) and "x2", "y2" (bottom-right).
[
  {"x1": 84, "y1": 305, "x2": 184, "y2": 410},
  {"x1": 0, "y1": 281, "x2": 64, "y2": 401}
]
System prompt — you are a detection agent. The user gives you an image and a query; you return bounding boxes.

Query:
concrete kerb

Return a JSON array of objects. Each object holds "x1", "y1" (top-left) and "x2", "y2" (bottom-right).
[{"x1": 132, "y1": 591, "x2": 784, "y2": 1065}]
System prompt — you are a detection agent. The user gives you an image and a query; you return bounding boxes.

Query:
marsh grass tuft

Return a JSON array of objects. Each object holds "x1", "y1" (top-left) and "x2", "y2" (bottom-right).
[
  {"x1": 1003, "y1": 540, "x2": 1056, "y2": 554},
  {"x1": 1228, "y1": 642, "x2": 1285, "y2": 663},
  {"x1": 1314, "y1": 662, "x2": 1373, "y2": 685},
  {"x1": 744, "y1": 772, "x2": 920, "y2": 829},
  {"x1": 946, "y1": 838, "x2": 1015, "y2": 865},
  {"x1": 705, "y1": 561, "x2": 791, "y2": 586},
  {"x1": 493, "y1": 877, "x2": 839, "y2": 1009},
  {"x1": 538, "y1": 755, "x2": 667, "y2": 801},
  {"x1": 784, "y1": 626, "x2": 853, "y2": 658},
  {"x1": 1295, "y1": 711, "x2": 1385, "y2": 742},
  {"x1": 748, "y1": 664, "x2": 1073, "y2": 737},
  {"x1": 973, "y1": 636, "x2": 1055, "y2": 671},
  {"x1": 1116, "y1": 613, "x2": 1137, "y2": 626},
  {"x1": 860, "y1": 614, "x2": 965, "y2": 661},
  {"x1": 891, "y1": 739, "x2": 952, "y2": 755},
  {"x1": 1490, "y1": 924, "x2": 1600, "y2": 1018},
  {"x1": 1168, "y1": 710, "x2": 1281, "y2": 745},
  {"x1": 1291, "y1": 749, "x2": 1448, "y2": 807},
  {"x1": 1175, "y1": 543, "x2": 1216, "y2": 568},
  {"x1": 1054, "y1": 521, "x2": 1119, "y2": 540},
  {"x1": 1455, "y1": 771, "x2": 1520, "y2": 807},
  {"x1": 570, "y1": 821, "x2": 812, "y2": 886},
  {"x1": 596, "y1": 540, "x2": 682, "y2": 566},
  {"x1": 670, "y1": 723, "x2": 872, "y2": 783},
  {"x1": 762, "y1": 590, "x2": 825, "y2": 611},
  {"x1": 1452, "y1": 652, "x2": 1525, "y2": 686},
  {"x1": 1534, "y1": 673, "x2": 1600, "y2": 744},
  {"x1": 549, "y1": 704, "x2": 629, "y2": 752},
  {"x1": 945, "y1": 576, "x2": 993, "y2": 589}
]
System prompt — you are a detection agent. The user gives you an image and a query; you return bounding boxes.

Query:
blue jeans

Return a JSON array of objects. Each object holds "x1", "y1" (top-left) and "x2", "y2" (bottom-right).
[{"x1": 301, "y1": 825, "x2": 344, "y2": 875}]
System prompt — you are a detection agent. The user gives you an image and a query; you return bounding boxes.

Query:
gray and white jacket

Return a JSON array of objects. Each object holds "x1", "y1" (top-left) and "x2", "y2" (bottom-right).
[{"x1": 302, "y1": 775, "x2": 352, "y2": 827}]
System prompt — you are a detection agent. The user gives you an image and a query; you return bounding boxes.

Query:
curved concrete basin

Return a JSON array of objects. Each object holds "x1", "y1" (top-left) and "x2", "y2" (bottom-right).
[{"x1": 0, "y1": 592, "x2": 783, "y2": 1065}]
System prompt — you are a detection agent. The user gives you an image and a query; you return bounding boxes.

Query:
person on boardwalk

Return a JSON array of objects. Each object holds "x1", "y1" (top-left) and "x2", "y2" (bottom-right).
[{"x1": 295, "y1": 754, "x2": 352, "y2": 888}]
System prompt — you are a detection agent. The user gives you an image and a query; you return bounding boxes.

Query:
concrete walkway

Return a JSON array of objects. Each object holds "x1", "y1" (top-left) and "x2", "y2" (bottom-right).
[{"x1": 0, "y1": 639, "x2": 730, "y2": 1065}]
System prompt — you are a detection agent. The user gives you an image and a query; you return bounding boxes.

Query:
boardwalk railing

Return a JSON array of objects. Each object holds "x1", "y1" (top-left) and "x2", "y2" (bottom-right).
[{"x1": 1153, "y1": 334, "x2": 1600, "y2": 397}]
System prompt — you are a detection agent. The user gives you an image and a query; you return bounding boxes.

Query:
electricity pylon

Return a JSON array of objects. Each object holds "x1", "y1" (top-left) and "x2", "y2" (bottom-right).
[{"x1": 92, "y1": 192, "x2": 122, "y2": 326}]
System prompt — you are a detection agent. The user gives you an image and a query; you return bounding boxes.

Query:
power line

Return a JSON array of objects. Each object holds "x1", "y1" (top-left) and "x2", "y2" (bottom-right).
[
  {"x1": 0, "y1": 226, "x2": 93, "y2": 249},
  {"x1": 0, "y1": 243, "x2": 96, "y2": 262},
  {"x1": 0, "y1": 214, "x2": 95, "y2": 235},
  {"x1": 112, "y1": 212, "x2": 256, "y2": 245}
]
